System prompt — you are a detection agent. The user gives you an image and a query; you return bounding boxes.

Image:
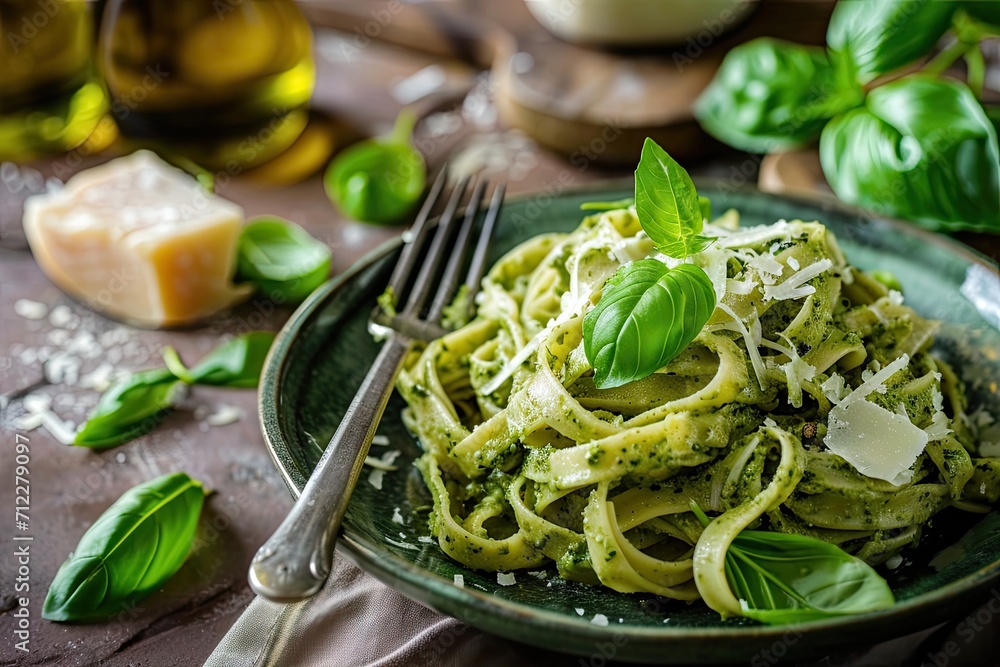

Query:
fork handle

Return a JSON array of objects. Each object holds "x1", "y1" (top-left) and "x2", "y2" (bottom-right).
[{"x1": 249, "y1": 333, "x2": 412, "y2": 602}]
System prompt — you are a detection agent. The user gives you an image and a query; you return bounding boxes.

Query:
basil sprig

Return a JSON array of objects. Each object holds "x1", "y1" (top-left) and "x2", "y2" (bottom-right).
[
  {"x1": 827, "y1": 0, "x2": 955, "y2": 84},
  {"x1": 324, "y1": 109, "x2": 427, "y2": 225},
  {"x1": 634, "y1": 138, "x2": 714, "y2": 258},
  {"x1": 695, "y1": 39, "x2": 863, "y2": 154},
  {"x1": 582, "y1": 139, "x2": 717, "y2": 389},
  {"x1": 236, "y1": 217, "x2": 332, "y2": 303},
  {"x1": 44, "y1": 472, "x2": 205, "y2": 622},
  {"x1": 692, "y1": 504, "x2": 895, "y2": 624},
  {"x1": 694, "y1": 0, "x2": 1000, "y2": 233},
  {"x1": 584, "y1": 261, "x2": 715, "y2": 389},
  {"x1": 74, "y1": 332, "x2": 276, "y2": 449},
  {"x1": 821, "y1": 75, "x2": 1000, "y2": 230}
]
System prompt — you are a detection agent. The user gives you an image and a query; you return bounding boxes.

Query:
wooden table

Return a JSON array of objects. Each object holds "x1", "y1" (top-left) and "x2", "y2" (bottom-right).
[{"x1": 2, "y1": 15, "x2": 999, "y2": 667}]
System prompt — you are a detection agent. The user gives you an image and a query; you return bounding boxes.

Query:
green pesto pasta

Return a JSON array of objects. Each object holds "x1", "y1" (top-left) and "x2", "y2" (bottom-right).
[{"x1": 397, "y1": 206, "x2": 1000, "y2": 618}]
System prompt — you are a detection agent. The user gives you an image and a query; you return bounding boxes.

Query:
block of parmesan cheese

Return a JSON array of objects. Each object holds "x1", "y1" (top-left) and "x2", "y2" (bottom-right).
[{"x1": 23, "y1": 151, "x2": 252, "y2": 328}]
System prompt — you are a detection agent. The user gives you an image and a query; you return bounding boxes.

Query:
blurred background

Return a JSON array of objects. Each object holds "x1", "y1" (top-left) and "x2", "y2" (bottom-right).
[
  {"x1": 2, "y1": 0, "x2": 998, "y2": 254},
  {"x1": 2, "y1": 2, "x2": 1000, "y2": 665}
]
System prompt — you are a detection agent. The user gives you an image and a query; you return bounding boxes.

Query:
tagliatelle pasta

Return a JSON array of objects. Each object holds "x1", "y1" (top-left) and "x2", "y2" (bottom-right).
[{"x1": 396, "y1": 205, "x2": 1000, "y2": 619}]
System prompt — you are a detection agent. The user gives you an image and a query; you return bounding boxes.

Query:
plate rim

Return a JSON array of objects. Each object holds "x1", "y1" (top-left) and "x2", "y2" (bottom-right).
[{"x1": 257, "y1": 181, "x2": 1000, "y2": 655}]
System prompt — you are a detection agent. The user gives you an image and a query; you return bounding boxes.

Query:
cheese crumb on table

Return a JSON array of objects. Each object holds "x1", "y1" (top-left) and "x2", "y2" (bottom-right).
[{"x1": 23, "y1": 151, "x2": 252, "y2": 328}]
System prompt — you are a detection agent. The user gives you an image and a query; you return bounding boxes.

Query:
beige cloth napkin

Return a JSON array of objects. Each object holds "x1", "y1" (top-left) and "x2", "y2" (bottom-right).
[
  {"x1": 205, "y1": 551, "x2": 992, "y2": 667},
  {"x1": 203, "y1": 553, "x2": 581, "y2": 667}
]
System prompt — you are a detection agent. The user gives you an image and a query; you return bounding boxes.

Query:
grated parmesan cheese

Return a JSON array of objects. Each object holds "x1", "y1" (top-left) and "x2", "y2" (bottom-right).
[
  {"x1": 497, "y1": 572, "x2": 516, "y2": 586},
  {"x1": 454, "y1": 574, "x2": 465, "y2": 588},
  {"x1": 762, "y1": 259, "x2": 833, "y2": 302},
  {"x1": 717, "y1": 303, "x2": 766, "y2": 391},
  {"x1": 590, "y1": 614, "x2": 609, "y2": 626}
]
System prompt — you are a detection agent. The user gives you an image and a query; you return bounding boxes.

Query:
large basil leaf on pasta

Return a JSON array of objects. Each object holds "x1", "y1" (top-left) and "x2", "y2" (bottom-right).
[
  {"x1": 722, "y1": 530, "x2": 895, "y2": 624},
  {"x1": 691, "y1": 505, "x2": 894, "y2": 624},
  {"x1": 583, "y1": 260, "x2": 715, "y2": 389},
  {"x1": 634, "y1": 138, "x2": 713, "y2": 258},
  {"x1": 820, "y1": 75, "x2": 1000, "y2": 232},
  {"x1": 827, "y1": 0, "x2": 955, "y2": 83},
  {"x1": 43, "y1": 473, "x2": 205, "y2": 622},
  {"x1": 695, "y1": 39, "x2": 863, "y2": 154}
]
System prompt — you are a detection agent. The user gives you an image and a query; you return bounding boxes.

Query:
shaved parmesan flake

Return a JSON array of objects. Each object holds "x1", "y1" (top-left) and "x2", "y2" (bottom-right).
[
  {"x1": 368, "y1": 469, "x2": 385, "y2": 490},
  {"x1": 726, "y1": 278, "x2": 755, "y2": 295},
  {"x1": 748, "y1": 252, "x2": 784, "y2": 285},
  {"x1": 821, "y1": 373, "x2": 849, "y2": 403},
  {"x1": 591, "y1": 614, "x2": 609, "y2": 626},
  {"x1": 497, "y1": 572, "x2": 516, "y2": 586},
  {"x1": 392, "y1": 507, "x2": 405, "y2": 524},
  {"x1": 826, "y1": 398, "x2": 927, "y2": 485},
  {"x1": 454, "y1": 574, "x2": 465, "y2": 587},
  {"x1": 787, "y1": 257, "x2": 800, "y2": 271},
  {"x1": 888, "y1": 289, "x2": 904, "y2": 306},
  {"x1": 840, "y1": 355, "x2": 909, "y2": 408},
  {"x1": 575, "y1": 608, "x2": 585, "y2": 616},
  {"x1": 718, "y1": 303, "x2": 766, "y2": 391},
  {"x1": 762, "y1": 259, "x2": 833, "y2": 302},
  {"x1": 371, "y1": 434, "x2": 390, "y2": 446}
]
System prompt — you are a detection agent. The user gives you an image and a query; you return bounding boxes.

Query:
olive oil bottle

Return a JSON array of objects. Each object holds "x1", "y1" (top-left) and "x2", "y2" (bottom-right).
[
  {"x1": 0, "y1": 0, "x2": 110, "y2": 161},
  {"x1": 97, "y1": 0, "x2": 315, "y2": 171}
]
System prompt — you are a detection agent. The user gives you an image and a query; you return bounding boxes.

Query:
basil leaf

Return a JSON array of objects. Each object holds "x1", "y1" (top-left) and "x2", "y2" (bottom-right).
[
  {"x1": 43, "y1": 473, "x2": 205, "y2": 622},
  {"x1": 634, "y1": 138, "x2": 713, "y2": 258},
  {"x1": 691, "y1": 505, "x2": 894, "y2": 624},
  {"x1": 580, "y1": 197, "x2": 635, "y2": 211},
  {"x1": 185, "y1": 331, "x2": 276, "y2": 388},
  {"x1": 695, "y1": 39, "x2": 863, "y2": 154},
  {"x1": 820, "y1": 75, "x2": 1000, "y2": 232},
  {"x1": 324, "y1": 109, "x2": 427, "y2": 225},
  {"x1": 827, "y1": 0, "x2": 956, "y2": 83},
  {"x1": 74, "y1": 369, "x2": 183, "y2": 449},
  {"x1": 964, "y1": 2, "x2": 1000, "y2": 28},
  {"x1": 583, "y1": 260, "x2": 715, "y2": 389},
  {"x1": 236, "y1": 217, "x2": 332, "y2": 303},
  {"x1": 698, "y1": 196, "x2": 712, "y2": 222}
]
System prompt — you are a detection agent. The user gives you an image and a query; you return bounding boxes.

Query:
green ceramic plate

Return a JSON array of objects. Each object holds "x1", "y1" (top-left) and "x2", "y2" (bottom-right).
[{"x1": 260, "y1": 184, "x2": 1000, "y2": 664}]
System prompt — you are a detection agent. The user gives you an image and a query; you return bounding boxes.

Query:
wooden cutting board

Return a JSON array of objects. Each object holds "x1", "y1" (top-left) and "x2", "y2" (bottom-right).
[{"x1": 301, "y1": 0, "x2": 836, "y2": 165}]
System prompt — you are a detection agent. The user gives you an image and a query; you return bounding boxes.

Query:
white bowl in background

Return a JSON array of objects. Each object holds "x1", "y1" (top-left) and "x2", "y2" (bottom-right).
[{"x1": 525, "y1": 0, "x2": 756, "y2": 47}]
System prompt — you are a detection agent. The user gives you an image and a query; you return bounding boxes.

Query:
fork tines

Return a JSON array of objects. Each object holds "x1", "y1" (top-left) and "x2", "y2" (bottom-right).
[{"x1": 379, "y1": 168, "x2": 504, "y2": 340}]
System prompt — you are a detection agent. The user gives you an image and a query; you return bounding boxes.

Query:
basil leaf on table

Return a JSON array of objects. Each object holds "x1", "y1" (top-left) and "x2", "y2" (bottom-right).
[
  {"x1": 691, "y1": 505, "x2": 895, "y2": 624},
  {"x1": 43, "y1": 472, "x2": 205, "y2": 622},
  {"x1": 583, "y1": 260, "x2": 715, "y2": 389},
  {"x1": 827, "y1": 0, "x2": 956, "y2": 83},
  {"x1": 236, "y1": 217, "x2": 332, "y2": 303},
  {"x1": 77, "y1": 333, "x2": 275, "y2": 448},
  {"x1": 695, "y1": 39, "x2": 863, "y2": 154},
  {"x1": 324, "y1": 109, "x2": 427, "y2": 225},
  {"x1": 820, "y1": 75, "x2": 1000, "y2": 232},
  {"x1": 173, "y1": 331, "x2": 276, "y2": 388},
  {"x1": 73, "y1": 369, "x2": 183, "y2": 449},
  {"x1": 634, "y1": 138, "x2": 714, "y2": 258}
]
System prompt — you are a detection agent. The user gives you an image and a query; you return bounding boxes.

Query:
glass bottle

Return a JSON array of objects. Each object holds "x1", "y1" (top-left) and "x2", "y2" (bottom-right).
[
  {"x1": 0, "y1": 0, "x2": 109, "y2": 161},
  {"x1": 97, "y1": 0, "x2": 315, "y2": 171}
]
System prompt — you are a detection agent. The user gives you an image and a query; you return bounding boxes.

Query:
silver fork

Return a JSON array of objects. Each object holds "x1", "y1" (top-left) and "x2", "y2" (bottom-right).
[{"x1": 249, "y1": 169, "x2": 505, "y2": 602}]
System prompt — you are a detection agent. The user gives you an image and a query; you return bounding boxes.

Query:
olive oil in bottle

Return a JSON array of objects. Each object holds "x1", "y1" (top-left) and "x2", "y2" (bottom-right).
[
  {"x1": 0, "y1": 0, "x2": 110, "y2": 161},
  {"x1": 97, "y1": 0, "x2": 315, "y2": 171}
]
